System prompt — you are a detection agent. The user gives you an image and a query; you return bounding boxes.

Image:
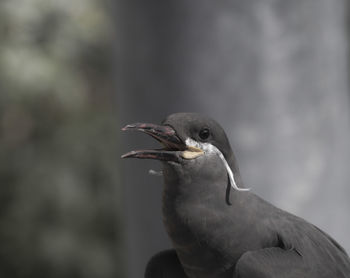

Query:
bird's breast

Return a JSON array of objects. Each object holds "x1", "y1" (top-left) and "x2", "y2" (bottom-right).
[
  {"x1": 162, "y1": 196, "x2": 236, "y2": 278},
  {"x1": 160, "y1": 161, "x2": 269, "y2": 277}
]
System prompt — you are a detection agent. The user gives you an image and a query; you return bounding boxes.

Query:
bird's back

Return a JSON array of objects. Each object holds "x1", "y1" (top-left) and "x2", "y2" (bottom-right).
[{"x1": 261, "y1": 195, "x2": 350, "y2": 278}]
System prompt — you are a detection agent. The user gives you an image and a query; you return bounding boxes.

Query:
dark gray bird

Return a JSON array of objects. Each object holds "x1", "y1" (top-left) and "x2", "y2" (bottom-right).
[{"x1": 122, "y1": 113, "x2": 350, "y2": 278}]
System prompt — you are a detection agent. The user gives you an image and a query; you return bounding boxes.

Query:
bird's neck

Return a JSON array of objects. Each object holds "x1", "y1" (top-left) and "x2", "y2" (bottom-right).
[
  {"x1": 162, "y1": 160, "x2": 248, "y2": 218},
  {"x1": 161, "y1": 161, "x2": 259, "y2": 276}
]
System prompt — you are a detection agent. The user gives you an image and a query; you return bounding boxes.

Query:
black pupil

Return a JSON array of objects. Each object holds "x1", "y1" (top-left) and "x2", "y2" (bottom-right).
[{"x1": 199, "y1": 128, "x2": 210, "y2": 140}]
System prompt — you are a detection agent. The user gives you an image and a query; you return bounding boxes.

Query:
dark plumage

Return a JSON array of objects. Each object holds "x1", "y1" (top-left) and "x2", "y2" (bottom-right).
[{"x1": 122, "y1": 113, "x2": 350, "y2": 278}]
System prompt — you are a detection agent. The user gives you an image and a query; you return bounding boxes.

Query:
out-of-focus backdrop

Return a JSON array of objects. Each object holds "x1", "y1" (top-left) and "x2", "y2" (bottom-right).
[
  {"x1": 1, "y1": 1, "x2": 350, "y2": 278},
  {"x1": 0, "y1": 0, "x2": 122, "y2": 277}
]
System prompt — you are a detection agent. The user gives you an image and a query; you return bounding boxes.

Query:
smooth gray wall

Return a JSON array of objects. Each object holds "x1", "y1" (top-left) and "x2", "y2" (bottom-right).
[{"x1": 118, "y1": 1, "x2": 350, "y2": 277}]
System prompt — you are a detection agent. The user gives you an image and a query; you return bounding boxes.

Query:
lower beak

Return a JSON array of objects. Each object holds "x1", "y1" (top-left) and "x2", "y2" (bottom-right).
[{"x1": 121, "y1": 123, "x2": 186, "y2": 162}]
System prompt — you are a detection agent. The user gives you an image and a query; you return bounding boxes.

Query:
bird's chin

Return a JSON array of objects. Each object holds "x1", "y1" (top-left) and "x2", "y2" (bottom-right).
[{"x1": 121, "y1": 122, "x2": 204, "y2": 163}]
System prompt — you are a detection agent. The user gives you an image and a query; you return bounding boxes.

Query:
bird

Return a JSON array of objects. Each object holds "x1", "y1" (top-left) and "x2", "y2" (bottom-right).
[{"x1": 121, "y1": 113, "x2": 350, "y2": 278}]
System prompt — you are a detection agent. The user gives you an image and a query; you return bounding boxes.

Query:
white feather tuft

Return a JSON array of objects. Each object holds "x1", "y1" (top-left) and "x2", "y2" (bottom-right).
[
  {"x1": 185, "y1": 138, "x2": 250, "y2": 191},
  {"x1": 149, "y1": 169, "x2": 163, "y2": 176}
]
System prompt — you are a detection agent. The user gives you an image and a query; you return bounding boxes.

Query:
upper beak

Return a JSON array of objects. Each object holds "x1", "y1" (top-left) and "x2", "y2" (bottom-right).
[{"x1": 121, "y1": 123, "x2": 186, "y2": 162}]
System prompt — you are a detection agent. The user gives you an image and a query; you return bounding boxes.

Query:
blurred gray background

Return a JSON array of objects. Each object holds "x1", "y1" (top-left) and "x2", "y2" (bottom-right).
[
  {"x1": 119, "y1": 1, "x2": 350, "y2": 278},
  {"x1": 1, "y1": 1, "x2": 350, "y2": 278},
  {"x1": 0, "y1": 0, "x2": 122, "y2": 277}
]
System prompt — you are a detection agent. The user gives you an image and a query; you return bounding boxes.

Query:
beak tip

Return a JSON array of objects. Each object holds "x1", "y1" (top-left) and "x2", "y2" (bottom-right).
[
  {"x1": 121, "y1": 124, "x2": 139, "y2": 131},
  {"x1": 121, "y1": 150, "x2": 137, "y2": 159},
  {"x1": 121, "y1": 152, "x2": 130, "y2": 158},
  {"x1": 121, "y1": 125, "x2": 130, "y2": 131}
]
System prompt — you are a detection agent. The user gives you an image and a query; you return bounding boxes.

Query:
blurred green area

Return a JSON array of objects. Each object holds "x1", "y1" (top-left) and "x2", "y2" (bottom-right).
[{"x1": 0, "y1": 0, "x2": 122, "y2": 277}]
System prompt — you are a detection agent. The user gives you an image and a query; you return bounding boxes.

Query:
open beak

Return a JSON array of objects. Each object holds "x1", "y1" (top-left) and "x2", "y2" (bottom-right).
[{"x1": 121, "y1": 123, "x2": 203, "y2": 162}]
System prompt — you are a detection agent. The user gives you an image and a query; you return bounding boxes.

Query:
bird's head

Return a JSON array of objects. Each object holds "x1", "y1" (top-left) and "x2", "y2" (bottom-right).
[{"x1": 122, "y1": 113, "x2": 248, "y2": 191}]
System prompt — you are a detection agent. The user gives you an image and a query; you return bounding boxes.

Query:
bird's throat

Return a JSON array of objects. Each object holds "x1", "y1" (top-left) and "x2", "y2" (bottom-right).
[{"x1": 161, "y1": 162, "x2": 249, "y2": 277}]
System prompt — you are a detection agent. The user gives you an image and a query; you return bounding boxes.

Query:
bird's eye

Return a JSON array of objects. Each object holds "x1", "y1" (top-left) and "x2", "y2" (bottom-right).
[{"x1": 199, "y1": 128, "x2": 210, "y2": 140}]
